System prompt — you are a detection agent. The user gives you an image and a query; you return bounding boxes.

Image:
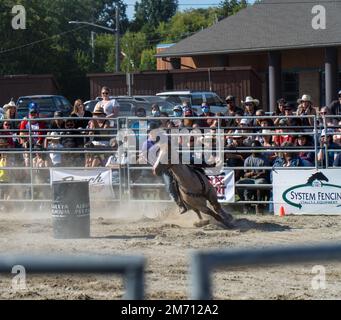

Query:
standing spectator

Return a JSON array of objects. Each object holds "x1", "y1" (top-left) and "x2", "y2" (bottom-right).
[
  {"x1": 170, "y1": 105, "x2": 183, "y2": 128},
  {"x1": 95, "y1": 86, "x2": 120, "y2": 118},
  {"x1": 19, "y1": 103, "x2": 46, "y2": 167},
  {"x1": 71, "y1": 99, "x2": 93, "y2": 129},
  {"x1": 328, "y1": 89, "x2": 341, "y2": 117}
]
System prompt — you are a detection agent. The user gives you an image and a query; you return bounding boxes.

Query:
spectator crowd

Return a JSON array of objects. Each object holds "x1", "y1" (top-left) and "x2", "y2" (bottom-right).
[{"x1": 1, "y1": 86, "x2": 341, "y2": 210}]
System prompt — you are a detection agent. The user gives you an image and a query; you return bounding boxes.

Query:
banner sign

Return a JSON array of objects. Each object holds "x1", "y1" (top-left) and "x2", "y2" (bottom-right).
[
  {"x1": 208, "y1": 170, "x2": 235, "y2": 203},
  {"x1": 273, "y1": 169, "x2": 341, "y2": 215},
  {"x1": 50, "y1": 169, "x2": 115, "y2": 201}
]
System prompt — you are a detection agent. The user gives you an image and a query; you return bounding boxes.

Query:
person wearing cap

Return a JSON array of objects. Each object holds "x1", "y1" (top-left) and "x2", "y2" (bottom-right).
[
  {"x1": 199, "y1": 103, "x2": 215, "y2": 128},
  {"x1": 71, "y1": 99, "x2": 93, "y2": 129},
  {"x1": 317, "y1": 128, "x2": 340, "y2": 167},
  {"x1": 328, "y1": 89, "x2": 341, "y2": 117},
  {"x1": 225, "y1": 95, "x2": 243, "y2": 115},
  {"x1": 297, "y1": 94, "x2": 316, "y2": 127},
  {"x1": 19, "y1": 102, "x2": 46, "y2": 152},
  {"x1": 296, "y1": 134, "x2": 314, "y2": 166},
  {"x1": 236, "y1": 140, "x2": 270, "y2": 213}
]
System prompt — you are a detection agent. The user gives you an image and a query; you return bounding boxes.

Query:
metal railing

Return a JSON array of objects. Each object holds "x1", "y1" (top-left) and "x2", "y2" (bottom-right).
[
  {"x1": 0, "y1": 115, "x2": 339, "y2": 210},
  {"x1": 0, "y1": 254, "x2": 145, "y2": 299},
  {"x1": 190, "y1": 243, "x2": 341, "y2": 299}
]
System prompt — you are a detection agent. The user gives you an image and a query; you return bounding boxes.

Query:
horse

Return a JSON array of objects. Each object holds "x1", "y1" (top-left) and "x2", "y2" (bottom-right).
[{"x1": 153, "y1": 147, "x2": 234, "y2": 228}]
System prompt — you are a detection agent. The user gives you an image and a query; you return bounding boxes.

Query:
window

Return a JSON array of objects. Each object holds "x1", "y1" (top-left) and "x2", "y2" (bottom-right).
[
  {"x1": 282, "y1": 72, "x2": 299, "y2": 106},
  {"x1": 191, "y1": 93, "x2": 203, "y2": 106}
]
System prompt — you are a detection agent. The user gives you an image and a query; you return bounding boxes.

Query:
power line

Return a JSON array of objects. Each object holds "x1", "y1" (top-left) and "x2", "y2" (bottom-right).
[{"x1": 0, "y1": 26, "x2": 87, "y2": 55}]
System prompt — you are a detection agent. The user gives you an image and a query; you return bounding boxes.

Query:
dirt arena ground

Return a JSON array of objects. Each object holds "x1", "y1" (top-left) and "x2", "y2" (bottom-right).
[{"x1": 0, "y1": 203, "x2": 341, "y2": 300}]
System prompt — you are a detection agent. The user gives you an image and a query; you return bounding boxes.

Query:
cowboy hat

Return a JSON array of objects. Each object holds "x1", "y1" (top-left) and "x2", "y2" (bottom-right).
[
  {"x1": 242, "y1": 96, "x2": 259, "y2": 106},
  {"x1": 47, "y1": 131, "x2": 61, "y2": 140},
  {"x1": 3, "y1": 100, "x2": 17, "y2": 111},
  {"x1": 299, "y1": 94, "x2": 312, "y2": 103},
  {"x1": 92, "y1": 105, "x2": 106, "y2": 115}
]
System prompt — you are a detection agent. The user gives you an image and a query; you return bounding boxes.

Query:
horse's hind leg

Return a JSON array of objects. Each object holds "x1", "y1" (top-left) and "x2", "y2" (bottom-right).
[{"x1": 207, "y1": 188, "x2": 234, "y2": 225}]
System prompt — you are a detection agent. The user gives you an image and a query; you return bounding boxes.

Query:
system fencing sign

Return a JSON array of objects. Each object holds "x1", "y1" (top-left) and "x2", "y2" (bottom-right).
[
  {"x1": 50, "y1": 169, "x2": 114, "y2": 201},
  {"x1": 273, "y1": 169, "x2": 341, "y2": 215},
  {"x1": 208, "y1": 170, "x2": 235, "y2": 203}
]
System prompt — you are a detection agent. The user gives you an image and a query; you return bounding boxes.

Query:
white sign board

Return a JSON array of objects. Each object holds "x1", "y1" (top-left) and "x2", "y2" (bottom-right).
[
  {"x1": 208, "y1": 170, "x2": 235, "y2": 203},
  {"x1": 273, "y1": 169, "x2": 341, "y2": 215},
  {"x1": 50, "y1": 169, "x2": 115, "y2": 201}
]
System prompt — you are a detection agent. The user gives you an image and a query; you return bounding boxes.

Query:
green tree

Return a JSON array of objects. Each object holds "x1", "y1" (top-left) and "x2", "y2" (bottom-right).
[
  {"x1": 120, "y1": 32, "x2": 149, "y2": 72},
  {"x1": 132, "y1": 0, "x2": 178, "y2": 32},
  {"x1": 218, "y1": 0, "x2": 248, "y2": 18},
  {"x1": 140, "y1": 48, "x2": 156, "y2": 71}
]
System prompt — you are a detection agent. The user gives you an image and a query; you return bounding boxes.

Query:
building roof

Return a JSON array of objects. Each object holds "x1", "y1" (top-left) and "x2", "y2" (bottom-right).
[{"x1": 156, "y1": 0, "x2": 341, "y2": 58}]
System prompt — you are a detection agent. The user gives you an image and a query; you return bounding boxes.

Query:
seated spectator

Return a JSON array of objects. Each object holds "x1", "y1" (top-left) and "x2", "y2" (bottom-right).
[
  {"x1": 237, "y1": 118, "x2": 254, "y2": 146},
  {"x1": 282, "y1": 142, "x2": 311, "y2": 167},
  {"x1": 333, "y1": 152, "x2": 341, "y2": 167},
  {"x1": 170, "y1": 105, "x2": 183, "y2": 128},
  {"x1": 318, "y1": 106, "x2": 336, "y2": 128},
  {"x1": 71, "y1": 99, "x2": 92, "y2": 129},
  {"x1": 225, "y1": 131, "x2": 249, "y2": 181},
  {"x1": 273, "y1": 119, "x2": 296, "y2": 147},
  {"x1": 84, "y1": 142, "x2": 104, "y2": 167},
  {"x1": 283, "y1": 103, "x2": 301, "y2": 127},
  {"x1": 317, "y1": 128, "x2": 340, "y2": 167},
  {"x1": 105, "y1": 138, "x2": 127, "y2": 168},
  {"x1": 50, "y1": 111, "x2": 65, "y2": 130},
  {"x1": 199, "y1": 103, "x2": 215, "y2": 128},
  {"x1": 241, "y1": 96, "x2": 259, "y2": 126},
  {"x1": 87, "y1": 106, "x2": 111, "y2": 147},
  {"x1": 236, "y1": 140, "x2": 269, "y2": 212},
  {"x1": 46, "y1": 132, "x2": 63, "y2": 167},
  {"x1": 333, "y1": 120, "x2": 341, "y2": 145},
  {"x1": 61, "y1": 119, "x2": 84, "y2": 166},
  {"x1": 296, "y1": 134, "x2": 315, "y2": 166},
  {"x1": 274, "y1": 98, "x2": 286, "y2": 124},
  {"x1": 3, "y1": 100, "x2": 18, "y2": 128},
  {"x1": 296, "y1": 94, "x2": 316, "y2": 127},
  {"x1": 225, "y1": 95, "x2": 244, "y2": 116},
  {"x1": 159, "y1": 112, "x2": 170, "y2": 129},
  {"x1": 328, "y1": 89, "x2": 341, "y2": 117}
]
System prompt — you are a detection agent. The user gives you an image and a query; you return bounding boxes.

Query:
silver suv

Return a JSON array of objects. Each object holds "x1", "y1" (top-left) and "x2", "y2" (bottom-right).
[{"x1": 156, "y1": 90, "x2": 226, "y2": 114}]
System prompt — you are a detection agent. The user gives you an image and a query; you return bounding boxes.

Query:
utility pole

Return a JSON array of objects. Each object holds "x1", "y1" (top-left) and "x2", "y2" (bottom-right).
[
  {"x1": 115, "y1": 5, "x2": 120, "y2": 73},
  {"x1": 91, "y1": 31, "x2": 95, "y2": 63}
]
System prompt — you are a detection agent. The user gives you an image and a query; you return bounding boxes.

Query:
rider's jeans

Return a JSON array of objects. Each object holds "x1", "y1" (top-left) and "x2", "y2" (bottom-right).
[{"x1": 162, "y1": 171, "x2": 179, "y2": 203}]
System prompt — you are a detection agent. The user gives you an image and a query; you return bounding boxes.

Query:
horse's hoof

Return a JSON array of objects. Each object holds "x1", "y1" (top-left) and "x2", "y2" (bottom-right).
[{"x1": 194, "y1": 220, "x2": 210, "y2": 228}]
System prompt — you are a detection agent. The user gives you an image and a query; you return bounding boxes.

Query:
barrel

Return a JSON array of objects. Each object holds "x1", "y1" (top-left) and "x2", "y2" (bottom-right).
[{"x1": 51, "y1": 181, "x2": 90, "y2": 239}]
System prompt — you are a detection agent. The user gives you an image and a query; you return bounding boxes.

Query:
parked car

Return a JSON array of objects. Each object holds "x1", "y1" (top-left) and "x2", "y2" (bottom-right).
[
  {"x1": 84, "y1": 96, "x2": 172, "y2": 116},
  {"x1": 156, "y1": 90, "x2": 226, "y2": 115},
  {"x1": 16, "y1": 95, "x2": 72, "y2": 119},
  {"x1": 132, "y1": 96, "x2": 176, "y2": 114}
]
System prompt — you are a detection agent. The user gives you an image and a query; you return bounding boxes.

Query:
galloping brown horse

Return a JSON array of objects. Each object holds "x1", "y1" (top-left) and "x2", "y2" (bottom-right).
[{"x1": 153, "y1": 146, "x2": 234, "y2": 228}]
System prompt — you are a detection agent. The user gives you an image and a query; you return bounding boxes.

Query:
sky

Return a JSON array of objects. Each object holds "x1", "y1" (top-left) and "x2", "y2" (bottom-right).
[{"x1": 124, "y1": 0, "x2": 255, "y2": 20}]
